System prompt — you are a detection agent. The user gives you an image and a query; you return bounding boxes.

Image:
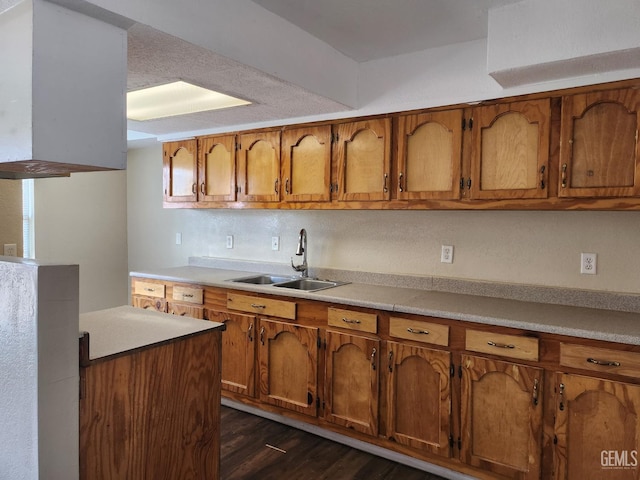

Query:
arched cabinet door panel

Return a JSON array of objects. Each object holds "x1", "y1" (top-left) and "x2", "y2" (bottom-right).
[
  {"x1": 559, "y1": 88, "x2": 640, "y2": 198},
  {"x1": 469, "y1": 99, "x2": 550, "y2": 200},
  {"x1": 163, "y1": 140, "x2": 198, "y2": 203}
]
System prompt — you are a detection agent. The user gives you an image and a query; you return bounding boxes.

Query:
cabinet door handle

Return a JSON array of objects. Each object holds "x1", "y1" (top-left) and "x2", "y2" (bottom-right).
[
  {"x1": 260, "y1": 326, "x2": 265, "y2": 345},
  {"x1": 285, "y1": 178, "x2": 290, "y2": 195},
  {"x1": 487, "y1": 341, "x2": 515, "y2": 349},
  {"x1": 342, "y1": 318, "x2": 361, "y2": 324},
  {"x1": 274, "y1": 179, "x2": 279, "y2": 194},
  {"x1": 192, "y1": 183, "x2": 197, "y2": 194},
  {"x1": 558, "y1": 382, "x2": 565, "y2": 411},
  {"x1": 561, "y1": 163, "x2": 568, "y2": 188},
  {"x1": 539, "y1": 165, "x2": 546, "y2": 190},
  {"x1": 398, "y1": 173, "x2": 404, "y2": 192},
  {"x1": 388, "y1": 350, "x2": 394, "y2": 372},
  {"x1": 383, "y1": 173, "x2": 388, "y2": 193},
  {"x1": 371, "y1": 347, "x2": 377, "y2": 370},
  {"x1": 407, "y1": 327, "x2": 429, "y2": 335},
  {"x1": 201, "y1": 183, "x2": 206, "y2": 194},
  {"x1": 532, "y1": 378, "x2": 539, "y2": 406},
  {"x1": 247, "y1": 323, "x2": 253, "y2": 342},
  {"x1": 587, "y1": 357, "x2": 621, "y2": 367}
]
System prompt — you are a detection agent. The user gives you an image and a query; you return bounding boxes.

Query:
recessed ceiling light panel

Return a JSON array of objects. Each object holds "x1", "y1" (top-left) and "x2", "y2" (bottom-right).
[{"x1": 127, "y1": 81, "x2": 251, "y2": 121}]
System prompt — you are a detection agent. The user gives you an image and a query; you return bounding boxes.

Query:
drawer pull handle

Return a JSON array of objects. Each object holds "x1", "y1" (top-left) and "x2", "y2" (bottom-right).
[
  {"x1": 587, "y1": 357, "x2": 621, "y2": 367},
  {"x1": 251, "y1": 303, "x2": 266, "y2": 309},
  {"x1": 144, "y1": 288, "x2": 156, "y2": 292},
  {"x1": 342, "y1": 318, "x2": 361, "y2": 324},
  {"x1": 487, "y1": 341, "x2": 515, "y2": 349},
  {"x1": 407, "y1": 327, "x2": 429, "y2": 335},
  {"x1": 182, "y1": 294, "x2": 194, "y2": 298}
]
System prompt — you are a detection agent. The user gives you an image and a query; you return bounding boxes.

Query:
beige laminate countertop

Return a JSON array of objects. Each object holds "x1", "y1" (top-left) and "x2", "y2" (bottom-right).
[
  {"x1": 130, "y1": 265, "x2": 640, "y2": 346},
  {"x1": 80, "y1": 305, "x2": 225, "y2": 360}
]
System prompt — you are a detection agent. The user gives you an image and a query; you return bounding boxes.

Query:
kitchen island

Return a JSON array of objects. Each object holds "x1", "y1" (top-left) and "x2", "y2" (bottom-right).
[{"x1": 79, "y1": 305, "x2": 225, "y2": 480}]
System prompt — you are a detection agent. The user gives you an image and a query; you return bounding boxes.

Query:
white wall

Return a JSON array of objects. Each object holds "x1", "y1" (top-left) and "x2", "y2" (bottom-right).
[
  {"x1": 34, "y1": 170, "x2": 128, "y2": 312},
  {"x1": 128, "y1": 145, "x2": 640, "y2": 295}
]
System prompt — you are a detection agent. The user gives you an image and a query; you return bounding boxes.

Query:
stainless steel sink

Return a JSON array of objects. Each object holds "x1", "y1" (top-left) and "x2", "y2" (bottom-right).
[
  {"x1": 229, "y1": 274, "x2": 296, "y2": 285},
  {"x1": 272, "y1": 278, "x2": 347, "y2": 292}
]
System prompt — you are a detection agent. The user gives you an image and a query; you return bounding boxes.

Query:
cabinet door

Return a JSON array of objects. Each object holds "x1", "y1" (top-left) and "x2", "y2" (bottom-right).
[
  {"x1": 163, "y1": 140, "x2": 198, "y2": 203},
  {"x1": 469, "y1": 99, "x2": 550, "y2": 200},
  {"x1": 325, "y1": 330, "x2": 379, "y2": 436},
  {"x1": 281, "y1": 125, "x2": 332, "y2": 202},
  {"x1": 198, "y1": 134, "x2": 236, "y2": 202},
  {"x1": 208, "y1": 310, "x2": 255, "y2": 397},
  {"x1": 559, "y1": 88, "x2": 640, "y2": 198},
  {"x1": 333, "y1": 119, "x2": 392, "y2": 202},
  {"x1": 554, "y1": 373, "x2": 640, "y2": 480},
  {"x1": 460, "y1": 355, "x2": 543, "y2": 479},
  {"x1": 396, "y1": 109, "x2": 463, "y2": 200},
  {"x1": 258, "y1": 319, "x2": 318, "y2": 417},
  {"x1": 237, "y1": 131, "x2": 281, "y2": 202},
  {"x1": 386, "y1": 341, "x2": 451, "y2": 457}
]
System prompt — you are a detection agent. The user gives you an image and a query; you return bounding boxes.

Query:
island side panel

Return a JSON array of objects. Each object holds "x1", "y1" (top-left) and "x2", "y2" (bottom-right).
[{"x1": 79, "y1": 329, "x2": 222, "y2": 480}]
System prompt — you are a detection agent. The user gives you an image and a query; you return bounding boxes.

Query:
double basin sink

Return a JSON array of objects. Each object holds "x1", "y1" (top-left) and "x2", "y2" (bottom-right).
[{"x1": 229, "y1": 273, "x2": 347, "y2": 292}]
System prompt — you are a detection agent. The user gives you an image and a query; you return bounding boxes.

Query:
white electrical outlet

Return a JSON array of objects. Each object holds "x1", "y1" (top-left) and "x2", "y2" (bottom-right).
[
  {"x1": 226, "y1": 235, "x2": 234, "y2": 249},
  {"x1": 441, "y1": 245, "x2": 454, "y2": 264},
  {"x1": 175, "y1": 232, "x2": 182, "y2": 245},
  {"x1": 580, "y1": 252, "x2": 597, "y2": 275},
  {"x1": 3, "y1": 244, "x2": 17, "y2": 256},
  {"x1": 271, "y1": 236, "x2": 280, "y2": 251}
]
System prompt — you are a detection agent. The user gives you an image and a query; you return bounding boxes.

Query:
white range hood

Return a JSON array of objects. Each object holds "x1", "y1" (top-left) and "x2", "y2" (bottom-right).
[{"x1": 0, "y1": 0, "x2": 127, "y2": 179}]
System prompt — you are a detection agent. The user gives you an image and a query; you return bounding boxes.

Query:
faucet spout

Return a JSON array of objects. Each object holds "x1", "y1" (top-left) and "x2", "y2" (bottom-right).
[{"x1": 291, "y1": 228, "x2": 308, "y2": 278}]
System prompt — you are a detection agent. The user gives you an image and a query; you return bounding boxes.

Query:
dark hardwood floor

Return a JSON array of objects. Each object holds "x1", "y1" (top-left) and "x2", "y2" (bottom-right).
[{"x1": 220, "y1": 406, "x2": 448, "y2": 480}]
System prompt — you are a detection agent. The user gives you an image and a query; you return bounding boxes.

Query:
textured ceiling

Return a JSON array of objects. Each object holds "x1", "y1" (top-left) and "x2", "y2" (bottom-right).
[{"x1": 126, "y1": 24, "x2": 348, "y2": 139}]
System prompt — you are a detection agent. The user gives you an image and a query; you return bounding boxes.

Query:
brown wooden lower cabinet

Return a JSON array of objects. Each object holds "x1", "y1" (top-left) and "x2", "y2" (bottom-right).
[
  {"x1": 460, "y1": 354, "x2": 543, "y2": 480},
  {"x1": 553, "y1": 373, "x2": 640, "y2": 480},
  {"x1": 386, "y1": 341, "x2": 452, "y2": 458},
  {"x1": 129, "y1": 278, "x2": 640, "y2": 480},
  {"x1": 208, "y1": 309, "x2": 256, "y2": 397},
  {"x1": 79, "y1": 327, "x2": 223, "y2": 480},
  {"x1": 258, "y1": 318, "x2": 319, "y2": 417},
  {"x1": 324, "y1": 329, "x2": 380, "y2": 436}
]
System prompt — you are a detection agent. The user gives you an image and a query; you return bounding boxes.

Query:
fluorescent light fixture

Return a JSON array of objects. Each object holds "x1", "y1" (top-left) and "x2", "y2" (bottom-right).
[{"x1": 127, "y1": 81, "x2": 251, "y2": 121}]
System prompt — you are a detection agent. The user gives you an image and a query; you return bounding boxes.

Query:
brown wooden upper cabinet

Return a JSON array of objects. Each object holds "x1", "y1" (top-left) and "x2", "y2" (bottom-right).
[
  {"x1": 559, "y1": 88, "x2": 640, "y2": 198},
  {"x1": 332, "y1": 118, "x2": 392, "y2": 202},
  {"x1": 281, "y1": 125, "x2": 332, "y2": 203},
  {"x1": 468, "y1": 99, "x2": 550, "y2": 200},
  {"x1": 163, "y1": 139, "x2": 198, "y2": 203},
  {"x1": 237, "y1": 130, "x2": 281, "y2": 202},
  {"x1": 197, "y1": 134, "x2": 237, "y2": 202},
  {"x1": 396, "y1": 109, "x2": 463, "y2": 200}
]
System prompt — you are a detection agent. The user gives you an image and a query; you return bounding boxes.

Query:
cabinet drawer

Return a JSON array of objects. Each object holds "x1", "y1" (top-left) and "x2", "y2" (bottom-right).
[
  {"x1": 560, "y1": 343, "x2": 640, "y2": 378},
  {"x1": 328, "y1": 307, "x2": 377, "y2": 334},
  {"x1": 466, "y1": 329, "x2": 539, "y2": 361},
  {"x1": 172, "y1": 285, "x2": 204, "y2": 304},
  {"x1": 167, "y1": 302, "x2": 204, "y2": 319},
  {"x1": 133, "y1": 280, "x2": 166, "y2": 298},
  {"x1": 389, "y1": 317, "x2": 449, "y2": 347},
  {"x1": 227, "y1": 293, "x2": 296, "y2": 320}
]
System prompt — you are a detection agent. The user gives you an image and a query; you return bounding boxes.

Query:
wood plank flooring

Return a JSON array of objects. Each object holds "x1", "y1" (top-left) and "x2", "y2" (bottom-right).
[{"x1": 220, "y1": 406, "x2": 447, "y2": 480}]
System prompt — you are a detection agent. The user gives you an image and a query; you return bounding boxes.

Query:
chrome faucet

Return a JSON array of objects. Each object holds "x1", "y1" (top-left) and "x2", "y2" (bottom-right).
[{"x1": 291, "y1": 228, "x2": 308, "y2": 278}]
